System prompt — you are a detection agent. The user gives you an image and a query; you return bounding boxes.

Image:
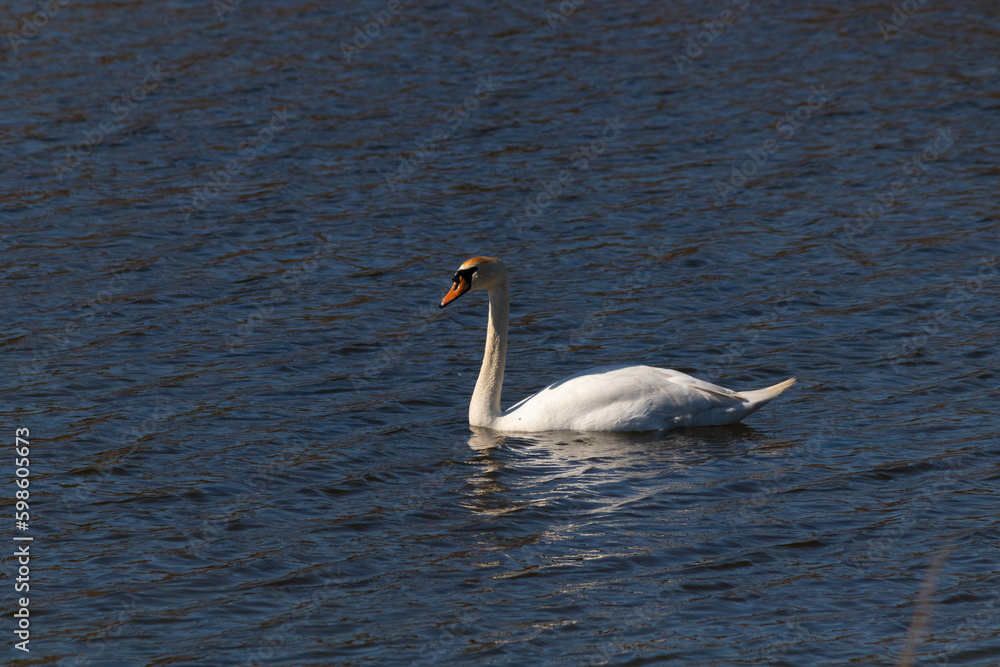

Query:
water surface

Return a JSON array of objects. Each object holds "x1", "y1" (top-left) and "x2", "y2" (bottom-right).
[{"x1": 3, "y1": 1, "x2": 999, "y2": 665}]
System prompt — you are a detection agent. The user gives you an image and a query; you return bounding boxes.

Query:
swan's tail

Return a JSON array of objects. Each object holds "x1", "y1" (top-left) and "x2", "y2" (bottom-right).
[{"x1": 739, "y1": 377, "x2": 797, "y2": 412}]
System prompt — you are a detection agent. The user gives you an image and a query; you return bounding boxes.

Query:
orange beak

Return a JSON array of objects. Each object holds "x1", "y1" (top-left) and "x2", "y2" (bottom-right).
[{"x1": 439, "y1": 276, "x2": 471, "y2": 308}]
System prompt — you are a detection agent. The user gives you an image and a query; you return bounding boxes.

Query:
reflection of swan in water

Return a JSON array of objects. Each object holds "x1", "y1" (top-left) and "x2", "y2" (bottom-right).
[
  {"x1": 463, "y1": 425, "x2": 790, "y2": 520},
  {"x1": 467, "y1": 423, "x2": 767, "y2": 454},
  {"x1": 440, "y1": 256, "x2": 795, "y2": 433}
]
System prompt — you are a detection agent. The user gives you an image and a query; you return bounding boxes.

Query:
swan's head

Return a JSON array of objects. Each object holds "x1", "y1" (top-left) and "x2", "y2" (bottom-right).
[{"x1": 439, "y1": 256, "x2": 506, "y2": 308}]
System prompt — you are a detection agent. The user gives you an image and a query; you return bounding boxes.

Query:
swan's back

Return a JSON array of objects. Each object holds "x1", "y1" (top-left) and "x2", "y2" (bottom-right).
[{"x1": 494, "y1": 365, "x2": 795, "y2": 432}]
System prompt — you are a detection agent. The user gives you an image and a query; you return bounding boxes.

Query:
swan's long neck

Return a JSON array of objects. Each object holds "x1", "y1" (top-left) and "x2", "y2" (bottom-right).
[{"x1": 470, "y1": 277, "x2": 509, "y2": 427}]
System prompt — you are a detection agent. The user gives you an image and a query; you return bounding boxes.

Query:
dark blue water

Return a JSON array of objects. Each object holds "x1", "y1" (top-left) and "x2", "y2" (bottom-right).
[{"x1": 3, "y1": 1, "x2": 999, "y2": 664}]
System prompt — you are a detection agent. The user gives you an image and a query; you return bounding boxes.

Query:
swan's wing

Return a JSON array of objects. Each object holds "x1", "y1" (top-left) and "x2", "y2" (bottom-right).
[
  {"x1": 498, "y1": 365, "x2": 750, "y2": 431},
  {"x1": 663, "y1": 372, "x2": 745, "y2": 401}
]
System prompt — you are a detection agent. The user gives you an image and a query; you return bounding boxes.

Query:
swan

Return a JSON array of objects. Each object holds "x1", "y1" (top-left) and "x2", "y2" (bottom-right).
[{"x1": 439, "y1": 256, "x2": 795, "y2": 432}]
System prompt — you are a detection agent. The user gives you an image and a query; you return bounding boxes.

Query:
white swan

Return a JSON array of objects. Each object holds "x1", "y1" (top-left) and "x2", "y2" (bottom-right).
[{"x1": 439, "y1": 256, "x2": 796, "y2": 432}]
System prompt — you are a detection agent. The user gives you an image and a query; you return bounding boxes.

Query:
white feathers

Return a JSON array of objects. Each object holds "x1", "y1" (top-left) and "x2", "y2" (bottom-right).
[{"x1": 493, "y1": 365, "x2": 795, "y2": 432}]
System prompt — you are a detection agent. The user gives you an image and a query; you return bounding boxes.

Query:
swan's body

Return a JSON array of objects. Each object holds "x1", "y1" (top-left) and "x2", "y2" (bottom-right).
[
  {"x1": 492, "y1": 364, "x2": 795, "y2": 431},
  {"x1": 440, "y1": 256, "x2": 794, "y2": 432}
]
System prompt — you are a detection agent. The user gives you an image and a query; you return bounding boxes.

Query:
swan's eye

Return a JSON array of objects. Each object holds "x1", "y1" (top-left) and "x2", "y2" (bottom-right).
[{"x1": 453, "y1": 267, "x2": 477, "y2": 284}]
